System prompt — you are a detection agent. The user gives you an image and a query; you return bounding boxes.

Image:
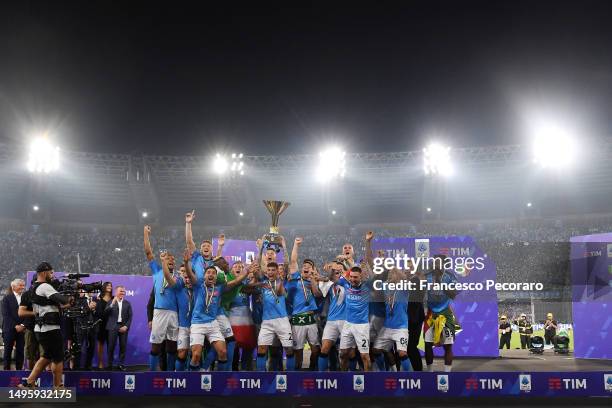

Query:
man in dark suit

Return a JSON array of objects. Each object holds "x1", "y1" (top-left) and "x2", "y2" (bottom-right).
[
  {"x1": 105, "y1": 286, "x2": 132, "y2": 370},
  {"x1": 2, "y1": 279, "x2": 26, "y2": 370}
]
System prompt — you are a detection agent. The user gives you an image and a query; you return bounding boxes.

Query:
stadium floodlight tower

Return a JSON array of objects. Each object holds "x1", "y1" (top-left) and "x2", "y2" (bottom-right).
[
  {"x1": 423, "y1": 142, "x2": 452, "y2": 177},
  {"x1": 315, "y1": 146, "x2": 346, "y2": 183},
  {"x1": 212, "y1": 153, "x2": 229, "y2": 175},
  {"x1": 230, "y1": 153, "x2": 245, "y2": 176},
  {"x1": 26, "y1": 136, "x2": 60, "y2": 174},
  {"x1": 531, "y1": 123, "x2": 576, "y2": 169}
]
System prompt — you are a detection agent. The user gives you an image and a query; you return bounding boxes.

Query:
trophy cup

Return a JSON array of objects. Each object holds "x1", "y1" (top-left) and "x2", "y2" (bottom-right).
[{"x1": 262, "y1": 200, "x2": 291, "y2": 253}]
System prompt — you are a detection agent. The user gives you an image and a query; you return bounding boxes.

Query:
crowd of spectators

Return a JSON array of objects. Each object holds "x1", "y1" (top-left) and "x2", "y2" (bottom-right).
[{"x1": 1, "y1": 214, "x2": 611, "y2": 291}]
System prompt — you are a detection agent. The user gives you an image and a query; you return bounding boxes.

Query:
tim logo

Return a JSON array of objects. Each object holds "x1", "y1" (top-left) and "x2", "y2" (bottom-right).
[
  {"x1": 584, "y1": 250, "x2": 602, "y2": 257},
  {"x1": 302, "y1": 379, "x2": 315, "y2": 390},
  {"x1": 549, "y1": 378, "x2": 587, "y2": 390},
  {"x1": 153, "y1": 378, "x2": 187, "y2": 389},
  {"x1": 201, "y1": 374, "x2": 211, "y2": 391},
  {"x1": 316, "y1": 379, "x2": 337, "y2": 389},
  {"x1": 519, "y1": 374, "x2": 532, "y2": 392},
  {"x1": 384, "y1": 378, "x2": 397, "y2": 390},
  {"x1": 353, "y1": 375, "x2": 364, "y2": 392},
  {"x1": 124, "y1": 375, "x2": 135, "y2": 391},
  {"x1": 604, "y1": 374, "x2": 612, "y2": 392},
  {"x1": 437, "y1": 375, "x2": 449, "y2": 392},
  {"x1": 276, "y1": 375, "x2": 287, "y2": 392},
  {"x1": 478, "y1": 379, "x2": 503, "y2": 390},
  {"x1": 79, "y1": 378, "x2": 111, "y2": 389},
  {"x1": 9, "y1": 377, "x2": 41, "y2": 387},
  {"x1": 450, "y1": 247, "x2": 471, "y2": 256},
  {"x1": 226, "y1": 378, "x2": 239, "y2": 389},
  {"x1": 465, "y1": 378, "x2": 478, "y2": 390},
  {"x1": 240, "y1": 378, "x2": 261, "y2": 389},
  {"x1": 385, "y1": 379, "x2": 420, "y2": 390}
]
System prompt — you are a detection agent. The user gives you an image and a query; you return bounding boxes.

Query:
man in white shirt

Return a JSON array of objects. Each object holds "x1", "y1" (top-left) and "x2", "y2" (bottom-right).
[{"x1": 105, "y1": 286, "x2": 132, "y2": 370}]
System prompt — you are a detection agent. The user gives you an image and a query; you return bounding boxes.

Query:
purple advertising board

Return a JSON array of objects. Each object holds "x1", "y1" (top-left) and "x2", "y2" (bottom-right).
[
  {"x1": 1, "y1": 371, "x2": 611, "y2": 397},
  {"x1": 26, "y1": 271, "x2": 153, "y2": 366},
  {"x1": 570, "y1": 232, "x2": 612, "y2": 359},
  {"x1": 371, "y1": 236, "x2": 499, "y2": 357},
  {"x1": 212, "y1": 238, "x2": 285, "y2": 264}
]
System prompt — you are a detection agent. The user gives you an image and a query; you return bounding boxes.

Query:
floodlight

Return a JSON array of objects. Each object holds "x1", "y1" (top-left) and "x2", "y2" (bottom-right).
[
  {"x1": 423, "y1": 143, "x2": 452, "y2": 176},
  {"x1": 239, "y1": 211, "x2": 244, "y2": 217},
  {"x1": 526, "y1": 202, "x2": 532, "y2": 208},
  {"x1": 230, "y1": 153, "x2": 245, "y2": 175},
  {"x1": 142, "y1": 211, "x2": 148, "y2": 218},
  {"x1": 316, "y1": 146, "x2": 346, "y2": 183},
  {"x1": 331, "y1": 210, "x2": 337, "y2": 215},
  {"x1": 32, "y1": 205, "x2": 40, "y2": 212},
  {"x1": 531, "y1": 124, "x2": 576, "y2": 168},
  {"x1": 213, "y1": 153, "x2": 229, "y2": 174},
  {"x1": 27, "y1": 137, "x2": 60, "y2": 173},
  {"x1": 426, "y1": 207, "x2": 432, "y2": 213}
]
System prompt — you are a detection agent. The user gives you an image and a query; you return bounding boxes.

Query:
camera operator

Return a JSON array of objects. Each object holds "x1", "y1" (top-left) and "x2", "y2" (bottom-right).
[
  {"x1": 67, "y1": 286, "x2": 98, "y2": 370},
  {"x1": 18, "y1": 262, "x2": 70, "y2": 389}
]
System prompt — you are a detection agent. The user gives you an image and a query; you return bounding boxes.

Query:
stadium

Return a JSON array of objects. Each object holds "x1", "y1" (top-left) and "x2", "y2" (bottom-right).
[{"x1": 0, "y1": 1, "x2": 611, "y2": 407}]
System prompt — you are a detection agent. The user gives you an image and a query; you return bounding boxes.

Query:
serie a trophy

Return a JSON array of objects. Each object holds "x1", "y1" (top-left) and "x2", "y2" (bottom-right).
[{"x1": 262, "y1": 200, "x2": 290, "y2": 253}]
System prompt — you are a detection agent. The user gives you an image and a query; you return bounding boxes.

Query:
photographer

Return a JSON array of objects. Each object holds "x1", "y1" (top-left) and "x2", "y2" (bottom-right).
[{"x1": 19, "y1": 262, "x2": 70, "y2": 389}]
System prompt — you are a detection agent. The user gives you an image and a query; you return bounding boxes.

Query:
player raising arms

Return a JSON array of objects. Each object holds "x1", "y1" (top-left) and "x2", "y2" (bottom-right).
[
  {"x1": 185, "y1": 210, "x2": 215, "y2": 271},
  {"x1": 159, "y1": 249, "x2": 194, "y2": 371},
  {"x1": 371, "y1": 267, "x2": 412, "y2": 372},
  {"x1": 144, "y1": 225, "x2": 179, "y2": 371},
  {"x1": 253, "y1": 261, "x2": 295, "y2": 371},
  {"x1": 331, "y1": 231, "x2": 376, "y2": 371},
  {"x1": 424, "y1": 255, "x2": 458, "y2": 373},
  {"x1": 286, "y1": 237, "x2": 322, "y2": 370},
  {"x1": 182, "y1": 248, "x2": 249, "y2": 371}
]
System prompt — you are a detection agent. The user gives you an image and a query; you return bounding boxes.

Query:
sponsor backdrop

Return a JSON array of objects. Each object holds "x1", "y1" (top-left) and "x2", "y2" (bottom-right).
[
  {"x1": 212, "y1": 238, "x2": 285, "y2": 265},
  {"x1": 25, "y1": 239, "x2": 280, "y2": 365},
  {"x1": 26, "y1": 272, "x2": 153, "y2": 366},
  {"x1": 570, "y1": 233, "x2": 612, "y2": 359},
  {"x1": 1, "y1": 371, "x2": 610, "y2": 397},
  {"x1": 371, "y1": 236, "x2": 499, "y2": 357}
]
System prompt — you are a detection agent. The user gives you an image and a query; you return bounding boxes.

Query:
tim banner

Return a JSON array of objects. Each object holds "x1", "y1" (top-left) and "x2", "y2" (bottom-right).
[{"x1": 1, "y1": 371, "x2": 610, "y2": 397}]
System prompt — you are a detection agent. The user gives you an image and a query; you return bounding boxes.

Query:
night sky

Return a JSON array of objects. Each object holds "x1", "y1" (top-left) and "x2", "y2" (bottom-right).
[{"x1": 1, "y1": 0, "x2": 611, "y2": 156}]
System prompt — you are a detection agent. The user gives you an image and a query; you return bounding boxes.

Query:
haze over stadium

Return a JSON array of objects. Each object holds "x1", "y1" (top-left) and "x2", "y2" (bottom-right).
[{"x1": 0, "y1": 0, "x2": 611, "y2": 405}]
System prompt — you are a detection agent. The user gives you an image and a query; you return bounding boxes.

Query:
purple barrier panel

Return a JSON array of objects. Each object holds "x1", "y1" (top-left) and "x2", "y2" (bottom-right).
[
  {"x1": 0, "y1": 371, "x2": 610, "y2": 397},
  {"x1": 570, "y1": 233, "x2": 612, "y2": 359},
  {"x1": 371, "y1": 236, "x2": 499, "y2": 357},
  {"x1": 26, "y1": 272, "x2": 153, "y2": 366}
]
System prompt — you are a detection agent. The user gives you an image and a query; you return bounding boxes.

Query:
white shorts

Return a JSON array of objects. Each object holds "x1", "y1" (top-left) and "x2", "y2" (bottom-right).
[
  {"x1": 424, "y1": 325, "x2": 454, "y2": 345},
  {"x1": 369, "y1": 315, "x2": 385, "y2": 343},
  {"x1": 322, "y1": 320, "x2": 345, "y2": 342},
  {"x1": 177, "y1": 327, "x2": 190, "y2": 350},
  {"x1": 373, "y1": 327, "x2": 409, "y2": 352},
  {"x1": 190, "y1": 321, "x2": 225, "y2": 346},
  {"x1": 216, "y1": 314, "x2": 234, "y2": 339},
  {"x1": 258, "y1": 317, "x2": 293, "y2": 348},
  {"x1": 340, "y1": 322, "x2": 370, "y2": 354},
  {"x1": 149, "y1": 309, "x2": 179, "y2": 344},
  {"x1": 292, "y1": 323, "x2": 320, "y2": 350}
]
